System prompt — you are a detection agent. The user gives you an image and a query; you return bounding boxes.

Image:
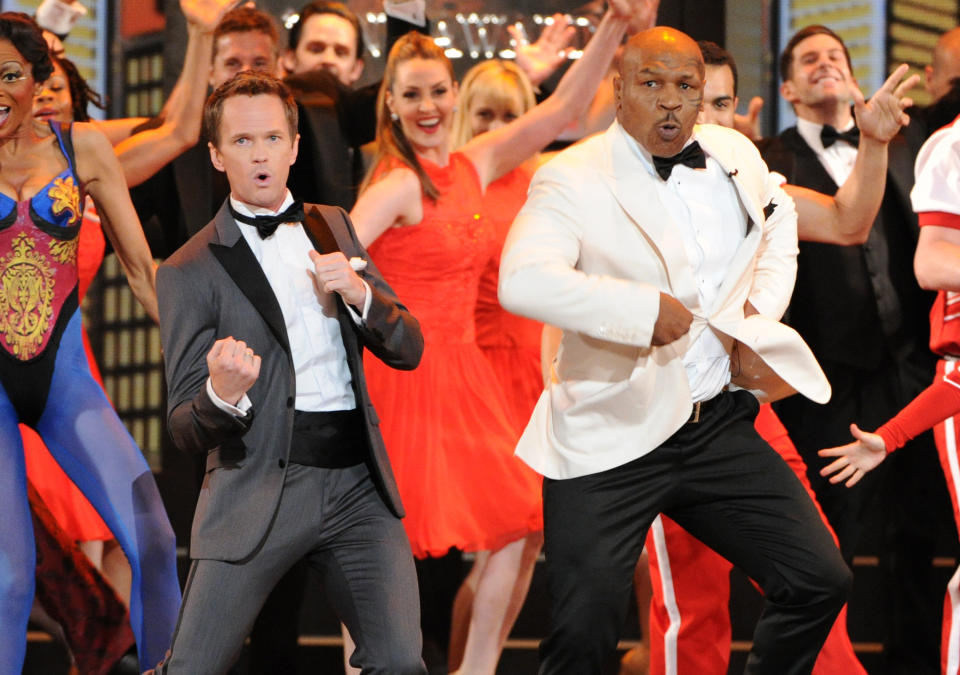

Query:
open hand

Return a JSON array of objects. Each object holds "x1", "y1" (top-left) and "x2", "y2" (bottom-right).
[
  {"x1": 509, "y1": 14, "x2": 575, "y2": 87},
  {"x1": 207, "y1": 337, "x2": 260, "y2": 406},
  {"x1": 855, "y1": 63, "x2": 920, "y2": 143},
  {"x1": 733, "y1": 96, "x2": 764, "y2": 140},
  {"x1": 818, "y1": 423, "x2": 887, "y2": 487},
  {"x1": 180, "y1": 0, "x2": 241, "y2": 32},
  {"x1": 625, "y1": 0, "x2": 661, "y2": 34},
  {"x1": 309, "y1": 250, "x2": 368, "y2": 309}
]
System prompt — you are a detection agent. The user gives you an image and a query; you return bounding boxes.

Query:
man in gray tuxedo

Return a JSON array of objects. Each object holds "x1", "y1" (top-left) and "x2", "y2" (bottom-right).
[{"x1": 151, "y1": 71, "x2": 426, "y2": 674}]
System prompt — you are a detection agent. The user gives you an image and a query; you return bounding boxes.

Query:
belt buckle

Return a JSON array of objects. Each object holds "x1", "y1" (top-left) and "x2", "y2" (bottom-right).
[{"x1": 689, "y1": 401, "x2": 702, "y2": 424}]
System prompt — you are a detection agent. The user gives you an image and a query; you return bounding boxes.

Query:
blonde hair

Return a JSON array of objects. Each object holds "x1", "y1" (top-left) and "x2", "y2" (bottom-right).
[
  {"x1": 452, "y1": 60, "x2": 537, "y2": 149},
  {"x1": 360, "y1": 31, "x2": 454, "y2": 202}
]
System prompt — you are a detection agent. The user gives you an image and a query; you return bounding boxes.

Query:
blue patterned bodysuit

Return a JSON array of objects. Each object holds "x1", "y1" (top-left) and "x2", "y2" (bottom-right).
[{"x1": 0, "y1": 123, "x2": 180, "y2": 673}]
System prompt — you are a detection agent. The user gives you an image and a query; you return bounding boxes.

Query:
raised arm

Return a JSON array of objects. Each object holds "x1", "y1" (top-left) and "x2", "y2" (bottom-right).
[
  {"x1": 791, "y1": 64, "x2": 918, "y2": 245},
  {"x1": 73, "y1": 123, "x2": 158, "y2": 322},
  {"x1": 460, "y1": 1, "x2": 631, "y2": 189},
  {"x1": 113, "y1": 0, "x2": 237, "y2": 187}
]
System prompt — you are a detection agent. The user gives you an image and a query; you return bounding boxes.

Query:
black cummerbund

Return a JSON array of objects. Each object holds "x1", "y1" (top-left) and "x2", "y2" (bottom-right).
[{"x1": 289, "y1": 408, "x2": 366, "y2": 468}]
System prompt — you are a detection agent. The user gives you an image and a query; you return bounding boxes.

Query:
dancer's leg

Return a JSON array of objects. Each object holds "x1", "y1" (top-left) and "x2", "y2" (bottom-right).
[
  {"x1": 454, "y1": 531, "x2": 542, "y2": 675},
  {"x1": 36, "y1": 313, "x2": 179, "y2": 671},
  {"x1": 0, "y1": 383, "x2": 34, "y2": 674}
]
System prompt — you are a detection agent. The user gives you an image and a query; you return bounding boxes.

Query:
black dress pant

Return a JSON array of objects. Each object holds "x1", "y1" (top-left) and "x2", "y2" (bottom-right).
[{"x1": 538, "y1": 390, "x2": 851, "y2": 675}]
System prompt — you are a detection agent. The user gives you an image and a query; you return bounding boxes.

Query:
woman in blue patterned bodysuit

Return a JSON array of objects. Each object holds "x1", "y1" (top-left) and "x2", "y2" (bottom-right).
[{"x1": 0, "y1": 14, "x2": 179, "y2": 673}]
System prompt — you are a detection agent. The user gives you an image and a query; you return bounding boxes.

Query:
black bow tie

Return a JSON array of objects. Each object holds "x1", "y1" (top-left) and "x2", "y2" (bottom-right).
[
  {"x1": 229, "y1": 200, "x2": 305, "y2": 239},
  {"x1": 652, "y1": 141, "x2": 707, "y2": 180},
  {"x1": 820, "y1": 124, "x2": 860, "y2": 148}
]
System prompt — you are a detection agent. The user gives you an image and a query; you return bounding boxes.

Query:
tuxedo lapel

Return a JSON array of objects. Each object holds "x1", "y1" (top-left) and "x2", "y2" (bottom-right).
[
  {"x1": 208, "y1": 205, "x2": 291, "y2": 353},
  {"x1": 696, "y1": 134, "x2": 766, "y2": 309},
  {"x1": 299, "y1": 205, "x2": 364, "y2": 388},
  {"x1": 301, "y1": 204, "x2": 342, "y2": 254},
  {"x1": 784, "y1": 128, "x2": 838, "y2": 192},
  {"x1": 600, "y1": 123, "x2": 700, "y2": 310}
]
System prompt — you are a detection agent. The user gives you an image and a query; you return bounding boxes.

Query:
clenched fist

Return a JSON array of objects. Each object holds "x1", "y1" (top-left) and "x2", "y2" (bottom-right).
[
  {"x1": 207, "y1": 337, "x2": 260, "y2": 405},
  {"x1": 309, "y1": 250, "x2": 368, "y2": 309}
]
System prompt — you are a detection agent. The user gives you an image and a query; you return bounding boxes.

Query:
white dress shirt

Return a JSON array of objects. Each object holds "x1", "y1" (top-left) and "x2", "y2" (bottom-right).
[
  {"x1": 796, "y1": 116, "x2": 857, "y2": 186},
  {"x1": 624, "y1": 132, "x2": 747, "y2": 402},
  {"x1": 209, "y1": 190, "x2": 370, "y2": 414}
]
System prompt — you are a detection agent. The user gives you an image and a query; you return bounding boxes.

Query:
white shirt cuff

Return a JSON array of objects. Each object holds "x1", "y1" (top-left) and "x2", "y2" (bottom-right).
[
  {"x1": 345, "y1": 281, "x2": 372, "y2": 324},
  {"x1": 206, "y1": 377, "x2": 252, "y2": 417},
  {"x1": 384, "y1": 0, "x2": 426, "y2": 27}
]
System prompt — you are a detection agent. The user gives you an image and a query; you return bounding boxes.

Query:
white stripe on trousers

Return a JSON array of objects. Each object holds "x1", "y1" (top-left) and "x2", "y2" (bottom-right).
[
  {"x1": 651, "y1": 515, "x2": 680, "y2": 675},
  {"x1": 945, "y1": 360, "x2": 960, "y2": 675}
]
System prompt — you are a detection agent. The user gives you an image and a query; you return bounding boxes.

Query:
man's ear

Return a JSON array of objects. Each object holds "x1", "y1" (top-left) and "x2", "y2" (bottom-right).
[
  {"x1": 780, "y1": 80, "x2": 797, "y2": 104},
  {"x1": 346, "y1": 58, "x2": 364, "y2": 86},
  {"x1": 208, "y1": 141, "x2": 225, "y2": 172},
  {"x1": 281, "y1": 49, "x2": 297, "y2": 76},
  {"x1": 613, "y1": 75, "x2": 623, "y2": 111},
  {"x1": 290, "y1": 133, "x2": 300, "y2": 166}
]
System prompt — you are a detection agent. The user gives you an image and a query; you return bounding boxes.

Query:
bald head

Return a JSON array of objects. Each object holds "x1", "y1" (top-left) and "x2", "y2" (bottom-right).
[
  {"x1": 614, "y1": 27, "x2": 705, "y2": 156},
  {"x1": 927, "y1": 27, "x2": 960, "y2": 102}
]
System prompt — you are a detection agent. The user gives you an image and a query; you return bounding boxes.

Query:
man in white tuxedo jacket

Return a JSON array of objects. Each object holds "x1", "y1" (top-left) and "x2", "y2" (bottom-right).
[{"x1": 499, "y1": 27, "x2": 850, "y2": 675}]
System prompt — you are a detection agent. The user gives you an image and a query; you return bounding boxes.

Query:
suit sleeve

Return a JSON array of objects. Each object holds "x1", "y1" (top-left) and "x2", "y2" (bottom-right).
[
  {"x1": 747, "y1": 162, "x2": 799, "y2": 320},
  {"x1": 498, "y1": 166, "x2": 662, "y2": 348},
  {"x1": 334, "y1": 208, "x2": 424, "y2": 369},
  {"x1": 157, "y1": 261, "x2": 252, "y2": 454}
]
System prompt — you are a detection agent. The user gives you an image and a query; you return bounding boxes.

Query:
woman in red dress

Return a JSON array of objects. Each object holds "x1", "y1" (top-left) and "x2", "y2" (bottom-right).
[{"x1": 349, "y1": 5, "x2": 632, "y2": 671}]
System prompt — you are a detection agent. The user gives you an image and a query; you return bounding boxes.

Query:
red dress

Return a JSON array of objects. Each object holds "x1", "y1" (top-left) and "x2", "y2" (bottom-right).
[
  {"x1": 474, "y1": 162, "x2": 544, "y2": 435},
  {"x1": 22, "y1": 201, "x2": 112, "y2": 541},
  {"x1": 363, "y1": 153, "x2": 543, "y2": 558}
]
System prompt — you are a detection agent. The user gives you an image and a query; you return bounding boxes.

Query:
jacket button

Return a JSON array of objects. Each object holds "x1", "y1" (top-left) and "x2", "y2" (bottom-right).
[
  {"x1": 278, "y1": 458, "x2": 286, "y2": 469},
  {"x1": 286, "y1": 396, "x2": 294, "y2": 408}
]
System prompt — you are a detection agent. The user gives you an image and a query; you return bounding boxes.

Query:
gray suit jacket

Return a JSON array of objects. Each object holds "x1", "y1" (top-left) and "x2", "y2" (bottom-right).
[{"x1": 157, "y1": 201, "x2": 423, "y2": 562}]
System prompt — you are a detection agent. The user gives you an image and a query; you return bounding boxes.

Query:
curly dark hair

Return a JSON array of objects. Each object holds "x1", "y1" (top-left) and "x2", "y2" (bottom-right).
[
  {"x1": 50, "y1": 53, "x2": 105, "y2": 122},
  {"x1": 0, "y1": 13, "x2": 53, "y2": 84}
]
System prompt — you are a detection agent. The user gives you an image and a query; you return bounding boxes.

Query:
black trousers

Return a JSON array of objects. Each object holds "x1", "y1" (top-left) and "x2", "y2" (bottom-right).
[{"x1": 538, "y1": 390, "x2": 851, "y2": 675}]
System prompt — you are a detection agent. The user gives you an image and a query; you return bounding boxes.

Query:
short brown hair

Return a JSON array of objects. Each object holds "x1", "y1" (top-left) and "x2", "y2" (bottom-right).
[
  {"x1": 779, "y1": 25, "x2": 852, "y2": 82},
  {"x1": 212, "y1": 6, "x2": 279, "y2": 62},
  {"x1": 289, "y1": 1, "x2": 363, "y2": 60},
  {"x1": 203, "y1": 72, "x2": 298, "y2": 147}
]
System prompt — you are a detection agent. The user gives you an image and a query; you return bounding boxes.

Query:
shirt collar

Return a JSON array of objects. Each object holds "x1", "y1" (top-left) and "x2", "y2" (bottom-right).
[
  {"x1": 229, "y1": 189, "x2": 295, "y2": 221},
  {"x1": 620, "y1": 123, "x2": 703, "y2": 179},
  {"x1": 796, "y1": 116, "x2": 856, "y2": 155}
]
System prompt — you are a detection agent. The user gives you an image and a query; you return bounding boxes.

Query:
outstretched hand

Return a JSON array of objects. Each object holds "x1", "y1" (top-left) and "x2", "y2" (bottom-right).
[
  {"x1": 818, "y1": 423, "x2": 887, "y2": 487},
  {"x1": 734, "y1": 96, "x2": 764, "y2": 140},
  {"x1": 180, "y1": 0, "x2": 240, "y2": 32},
  {"x1": 855, "y1": 63, "x2": 921, "y2": 143},
  {"x1": 625, "y1": 0, "x2": 661, "y2": 34},
  {"x1": 508, "y1": 14, "x2": 575, "y2": 88}
]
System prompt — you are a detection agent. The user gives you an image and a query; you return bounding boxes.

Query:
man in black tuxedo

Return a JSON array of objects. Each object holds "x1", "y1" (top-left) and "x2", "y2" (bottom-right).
[
  {"x1": 151, "y1": 71, "x2": 425, "y2": 674},
  {"x1": 760, "y1": 25, "x2": 941, "y2": 672}
]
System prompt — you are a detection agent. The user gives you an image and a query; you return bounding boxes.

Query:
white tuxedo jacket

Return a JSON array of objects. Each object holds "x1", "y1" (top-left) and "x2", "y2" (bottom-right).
[{"x1": 499, "y1": 121, "x2": 830, "y2": 479}]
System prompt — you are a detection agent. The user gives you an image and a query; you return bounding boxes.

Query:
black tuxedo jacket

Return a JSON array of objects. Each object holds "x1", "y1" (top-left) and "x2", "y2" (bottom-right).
[{"x1": 757, "y1": 128, "x2": 933, "y2": 391}]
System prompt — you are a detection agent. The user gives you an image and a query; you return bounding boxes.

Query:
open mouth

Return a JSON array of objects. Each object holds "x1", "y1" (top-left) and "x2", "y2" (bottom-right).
[
  {"x1": 0, "y1": 106, "x2": 10, "y2": 128},
  {"x1": 417, "y1": 117, "x2": 441, "y2": 133},
  {"x1": 657, "y1": 120, "x2": 681, "y2": 140},
  {"x1": 253, "y1": 170, "x2": 271, "y2": 186}
]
